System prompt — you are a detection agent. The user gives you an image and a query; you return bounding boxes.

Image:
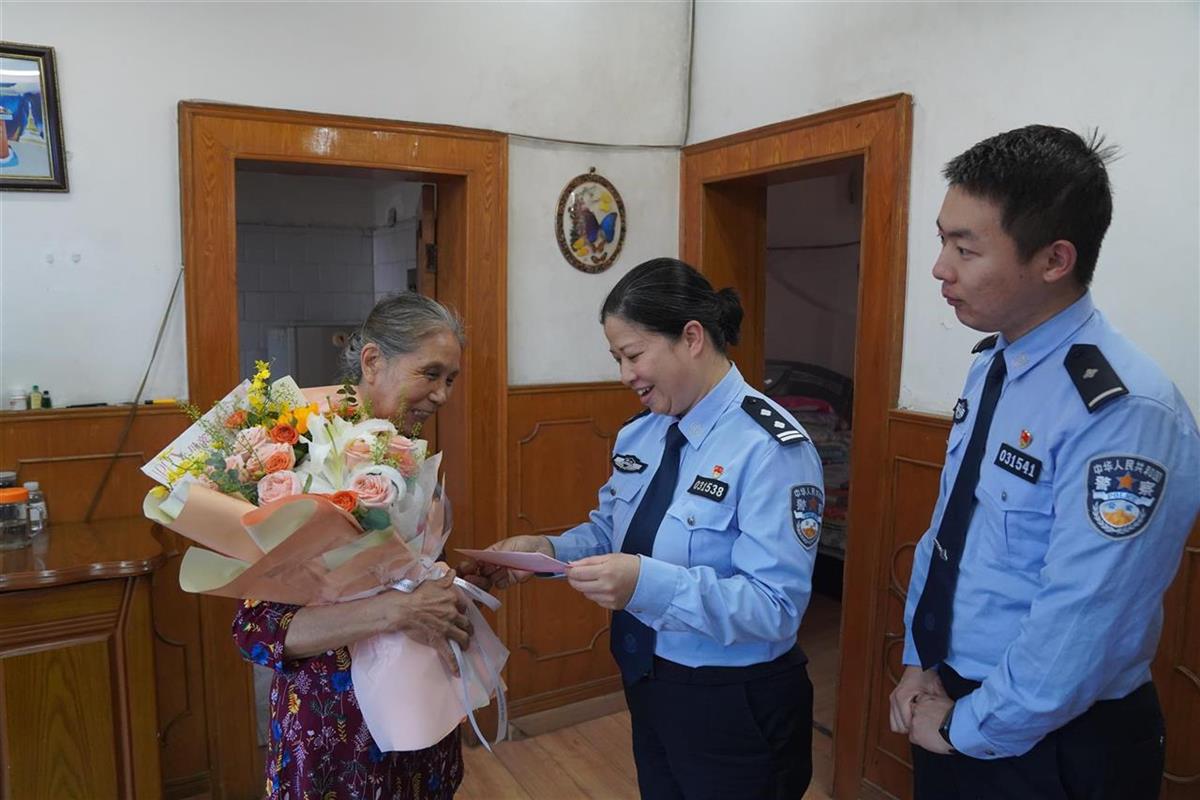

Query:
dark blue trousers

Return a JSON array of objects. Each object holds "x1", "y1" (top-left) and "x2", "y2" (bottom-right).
[
  {"x1": 913, "y1": 665, "x2": 1165, "y2": 800},
  {"x1": 623, "y1": 651, "x2": 813, "y2": 800}
]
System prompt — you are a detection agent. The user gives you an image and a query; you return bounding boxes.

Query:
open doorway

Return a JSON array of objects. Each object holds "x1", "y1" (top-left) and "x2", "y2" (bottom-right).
[
  {"x1": 680, "y1": 95, "x2": 912, "y2": 799},
  {"x1": 232, "y1": 163, "x2": 435, "y2": 750},
  {"x1": 761, "y1": 160, "x2": 863, "y2": 740}
]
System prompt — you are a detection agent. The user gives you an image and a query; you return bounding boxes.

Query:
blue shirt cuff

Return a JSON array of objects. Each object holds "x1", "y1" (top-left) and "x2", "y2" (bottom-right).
[
  {"x1": 949, "y1": 693, "x2": 1004, "y2": 759},
  {"x1": 547, "y1": 534, "x2": 597, "y2": 563},
  {"x1": 903, "y1": 632, "x2": 919, "y2": 666},
  {"x1": 624, "y1": 555, "x2": 677, "y2": 625}
]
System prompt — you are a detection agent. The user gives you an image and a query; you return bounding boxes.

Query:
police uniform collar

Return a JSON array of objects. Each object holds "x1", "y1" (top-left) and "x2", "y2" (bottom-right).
[
  {"x1": 676, "y1": 363, "x2": 744, "y2": 450},
  {"x1": 995, "y1": 293, "x2": 1096, "y2": 382}
]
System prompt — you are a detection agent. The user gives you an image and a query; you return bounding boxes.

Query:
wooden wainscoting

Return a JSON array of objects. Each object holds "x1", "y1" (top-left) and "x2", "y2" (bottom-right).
[
  {"x1": 853, "y1": 410, "x2": 1200, "y2": 800},
  {"x1": 0, "y1": 407, "x2": 257, "y2": 799},
  {"x1": 503, "y1": 382, "x2": 640, "y2": 716}
]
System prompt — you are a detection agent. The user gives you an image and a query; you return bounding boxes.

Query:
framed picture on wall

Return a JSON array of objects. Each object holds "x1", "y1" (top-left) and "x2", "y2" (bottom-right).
[
  {"x1": 0, "y1": 42, "x2": 68, "y2": 192},
  {"x1": 555, "y1": 168, "x2": 626, "y2": 273}
]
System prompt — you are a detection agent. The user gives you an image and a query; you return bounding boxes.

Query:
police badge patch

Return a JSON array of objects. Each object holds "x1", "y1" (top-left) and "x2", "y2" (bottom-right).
[
  {"x1": 612, "y1": 454, "x2": 647, "y2": 474},
  {"x1": 1086, "y1": 455, "x2": 1167, "y2": 540},
  {"x1": 953, "y1": 398, "x2": 969, "y2": 424},
  {"x1": 790, "y1": 485, "x2": 823, "y2": 549}
]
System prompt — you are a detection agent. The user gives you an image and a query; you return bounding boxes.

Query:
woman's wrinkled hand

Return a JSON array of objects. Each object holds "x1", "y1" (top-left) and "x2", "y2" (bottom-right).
[
  {"x1": 383, "y1": 570, "x2": 472, "y2": 676},
  {"x1": 457, "y1": 535, "x2": 554, "y2": 591}
]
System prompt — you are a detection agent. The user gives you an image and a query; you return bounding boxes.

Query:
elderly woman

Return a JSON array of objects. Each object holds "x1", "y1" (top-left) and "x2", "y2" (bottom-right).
[{"x1": 233, "y1": 293, "x2": 471, "y2": 800}]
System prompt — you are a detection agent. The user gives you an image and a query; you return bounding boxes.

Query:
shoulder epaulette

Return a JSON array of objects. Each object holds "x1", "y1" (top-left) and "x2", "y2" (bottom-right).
[
  {"x1": 1065, "y1": 344, "x2": 1128, "y2": 413},
  {"x1": 741, "y1": 396, "x2": 807, "y2": 447},
  {"x1": 972, "y1": 334, "x2": 1000, "y2": 354},
  {"x1": 621, "y1": 408, "x2": 652, "y2": 428}
]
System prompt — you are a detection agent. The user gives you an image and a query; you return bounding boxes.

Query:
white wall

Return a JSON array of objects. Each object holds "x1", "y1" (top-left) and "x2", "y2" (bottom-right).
[
  {"x1": 690, "y1": 1, "x2": 1200, "y2": 413},
  {"x1": 508, "y1": 139, "x2": 679, "y2": 385},
  {"x1": 0, "y1": 2, "x2": 688, "y2": 404}
]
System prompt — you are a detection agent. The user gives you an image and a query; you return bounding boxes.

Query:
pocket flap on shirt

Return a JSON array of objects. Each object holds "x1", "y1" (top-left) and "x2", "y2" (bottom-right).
[
  {"x1": 606, "y1": 475, "x2": 644, "y2": 503},
  {"x1": 981, "y1": 479, "x2": 1053, "y2": 512},
  {"x1": 666, "y1": 500, "x2": 736, "y2": 532}
]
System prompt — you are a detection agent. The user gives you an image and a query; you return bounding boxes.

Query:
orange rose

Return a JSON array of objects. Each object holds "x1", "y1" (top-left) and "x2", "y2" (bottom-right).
[
  {"x1": 224, "y1": 409, "x2": 248, "y2": 429},
  {"x1": 269, "y1": 423, "x2": 299, "y2": 445},
  {"x1": 326, "y1": 490, "x2": 359, "y2": 513},
  {"x1": 263, "y1": 449, "x2": 295, "y2": 474},
  {"x1": 246, "y1": 443, "x2": 295, "y2": 476}
]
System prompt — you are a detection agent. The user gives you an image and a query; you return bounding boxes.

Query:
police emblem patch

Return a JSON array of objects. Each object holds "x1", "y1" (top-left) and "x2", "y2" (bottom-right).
[
  {"x1": 612, "y1": 454, "x2": 647, "y2": 474},
  {"x1": 790, "y1": 484, "x2": 823, "y2": 549},
  {"x1": 953, "y1": 398, "x2": 969, "y2": 424},
  {"x1": 1086, "y1": 455, "x2": 1166, "y2": 540}
]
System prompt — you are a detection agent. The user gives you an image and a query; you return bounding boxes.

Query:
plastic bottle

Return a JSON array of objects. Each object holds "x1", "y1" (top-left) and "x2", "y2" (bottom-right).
[
  {"x1": 41, "y1": 389, "x2": 52, "y2": 409},
  {"x1": 29, "y1": 385, "x2": 42, "y2": 409},
  {"x1": 24, "y1": 481, "x2": 46, "y2": 536}
]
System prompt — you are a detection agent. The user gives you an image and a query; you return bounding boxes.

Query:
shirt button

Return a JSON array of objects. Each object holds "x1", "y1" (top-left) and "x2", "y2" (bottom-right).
[
  {"x1": 986, "y1": 749, "x2": 996, "y2": 756},
  {"x1": 1001, "y1": 491, "x2": 1008, "y2": 501},
  {"x1": 687, "y1": 515, "x2": 695, "y2": 525},
  {"x1": 609, "y1": 487, "x2": 616, "y2": 496}
]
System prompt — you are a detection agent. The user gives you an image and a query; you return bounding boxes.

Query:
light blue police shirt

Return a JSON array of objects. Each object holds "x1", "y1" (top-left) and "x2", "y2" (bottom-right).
[
  {"x1": 903, "y1": 292, "x2": 1200, "y2": 759},
  {"x1": 550, "y1": 364, "x2": 824, "y2": 668}
]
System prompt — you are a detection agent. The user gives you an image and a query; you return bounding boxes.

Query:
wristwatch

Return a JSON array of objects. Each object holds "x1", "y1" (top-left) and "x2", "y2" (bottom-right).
[{"x1": 938, "y1": 704, "x2": 957, "y2": 752}]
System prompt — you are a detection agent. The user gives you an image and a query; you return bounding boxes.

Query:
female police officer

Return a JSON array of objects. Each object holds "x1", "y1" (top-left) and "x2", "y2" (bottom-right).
[{"x1": 466, "y1": 258, "x2": 822, "y2": 799}]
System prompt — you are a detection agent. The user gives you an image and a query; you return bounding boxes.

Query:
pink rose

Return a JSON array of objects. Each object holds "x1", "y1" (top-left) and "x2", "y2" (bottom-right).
[
  {"x1": 246, "y1": 443, "x2": 296, "y2": 477},
  {"x1": 344, "y1": 438, "x2": 374, "y2": 470},
  {"x1": 349, "y1": 471, "x2": 398, "y2": 509},
  {"x1": 234, "y1": 426, "x2": 271, "y2": 455},
  {"x1": 257, "y1": 470, "x2": 302, "y2": 506},
  {"x1": 388, "y1": 436, "x2": 421, "y2": 478}
]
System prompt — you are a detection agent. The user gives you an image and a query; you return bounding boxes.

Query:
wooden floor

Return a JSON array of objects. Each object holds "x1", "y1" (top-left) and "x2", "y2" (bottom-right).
[
  {"x1": 460, "y1": 590, "x2": 843, "y2": 800},
  {"x1": 460, "y1": 713, "x2": 834, "y2": 800}
]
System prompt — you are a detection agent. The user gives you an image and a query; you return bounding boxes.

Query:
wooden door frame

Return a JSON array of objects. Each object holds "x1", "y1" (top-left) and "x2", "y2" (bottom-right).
[
  {"x1": 178, "y1": 102, "x2": 507, "y2": 797},
  {"x1": 680, "y1": 94, "x2": 913, "y2": 800}
]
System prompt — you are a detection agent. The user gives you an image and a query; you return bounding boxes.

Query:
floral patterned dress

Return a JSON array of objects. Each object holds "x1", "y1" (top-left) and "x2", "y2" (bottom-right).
[{"x1": 233, "y1": 599, "x2": 463, "y2": 800}]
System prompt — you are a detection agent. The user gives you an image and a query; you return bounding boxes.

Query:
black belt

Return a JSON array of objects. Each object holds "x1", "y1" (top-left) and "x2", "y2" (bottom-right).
[{"x1": 649, "y1": 645, "x2": 807, "y2": 686}]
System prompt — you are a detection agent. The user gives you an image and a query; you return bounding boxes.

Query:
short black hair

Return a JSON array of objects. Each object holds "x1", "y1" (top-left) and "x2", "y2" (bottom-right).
[
  {"x1": 943, "y1": 125, "x2": 1117, "y2": 286},
  {"x1": 600, "y1": 257, "x2": 743, "y2": 353}
]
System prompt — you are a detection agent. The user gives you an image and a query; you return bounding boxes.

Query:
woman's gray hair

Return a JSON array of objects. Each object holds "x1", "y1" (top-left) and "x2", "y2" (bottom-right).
[{"x1": 341, "y1": 292, "x2": 466, "y2": 382}]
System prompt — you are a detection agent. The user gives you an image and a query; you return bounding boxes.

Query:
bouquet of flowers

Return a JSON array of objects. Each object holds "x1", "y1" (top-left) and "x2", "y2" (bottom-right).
[{"x1": 141, "y1": 362, "x2": 508, "y2": 752}]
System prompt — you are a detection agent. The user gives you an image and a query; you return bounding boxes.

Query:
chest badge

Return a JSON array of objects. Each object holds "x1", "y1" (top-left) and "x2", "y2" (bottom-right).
[
  {"x1": 688, "y1": 475, "x2": 729, "y2": 502},
  {"x1": 995, "y1": 443, "x2": 1043, "y2": 484},
  {"x1": 1018, "y1": 429, "x2": 1033, "y2": 449},
  {"x1": 790, "y1": 484, "x2": 824, "y2": 550},
  {"x1": 612, "y1": 454, "x2": 647, "y2": 474},
  {"x1": 1087, "y1": 456, "x2": 1166, "y2": 540},
  {"x1": 953, "y1": 398, "x2": 969, "y2": 424}
]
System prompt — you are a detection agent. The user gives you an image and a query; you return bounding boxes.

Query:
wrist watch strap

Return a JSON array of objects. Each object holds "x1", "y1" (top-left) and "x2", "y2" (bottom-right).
[{"x1": 938, "y1": 704, "x2": 956, "y2": 751}]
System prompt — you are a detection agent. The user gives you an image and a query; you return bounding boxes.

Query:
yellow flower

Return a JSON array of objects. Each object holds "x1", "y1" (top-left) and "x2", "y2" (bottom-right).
[
  {"x1": 292, "y1": 403, "x2": 318, "y2": 435},
  {"x1": 149, "y1": 486, "x2": 169, "y2": 500},
  {"x1": 243, "y1": 598, "x2": 261, "y2": 608}
]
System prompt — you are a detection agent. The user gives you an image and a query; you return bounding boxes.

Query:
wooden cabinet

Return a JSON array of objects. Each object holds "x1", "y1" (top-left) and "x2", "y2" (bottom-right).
[{"x1": 0, "y1": 519, "x2": 165, "y2": 799}]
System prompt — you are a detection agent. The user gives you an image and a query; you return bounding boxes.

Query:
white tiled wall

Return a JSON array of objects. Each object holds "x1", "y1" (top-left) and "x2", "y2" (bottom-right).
[
  {"x1": 373, "y1": 219, "x2": 419, "y2": 298},
  {"x1": 236, "y1": 223, "x2": 378, "y2": 379},
  {"x1": 234, "y1": 172, "x2": 421, "y2": 380}
]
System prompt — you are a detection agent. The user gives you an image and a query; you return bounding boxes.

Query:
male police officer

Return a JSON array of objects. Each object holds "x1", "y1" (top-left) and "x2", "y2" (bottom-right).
[{"x1": 890, "y1": 126, "x2": 1200, "y2": 798}]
